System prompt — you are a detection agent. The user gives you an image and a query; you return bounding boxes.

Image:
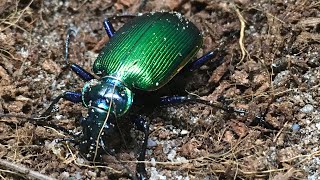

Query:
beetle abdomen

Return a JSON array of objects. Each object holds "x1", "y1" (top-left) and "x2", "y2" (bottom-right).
[{"x1": 93, "y1": 12, "x2": 202, "y2": 91}]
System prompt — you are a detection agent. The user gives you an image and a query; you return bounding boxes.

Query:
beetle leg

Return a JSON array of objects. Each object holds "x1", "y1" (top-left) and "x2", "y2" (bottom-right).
[
  {"x1": 159, "y1": 95, "x2": 278, "y2": 130},
  {"x1": 250, "y1": 115, "x2": 276, "y2": 130},
  {"x1": 131, "y1": 115, "x2": 149, "y2": 179},
  {"x1": 159, "y1": 95, "x2": 245, "y2": 114},
  {"x1": 188, "y1": 30, "x2": 240, "y2": 71},
  {"x1": 189, "y1": 50, "x2": 221, "y2": 71},
  {"x1": 42, "y1": 91, "x2": 82, "y2": 117},
  {"x1": 103, "y1": 19, "x2": 115, "y2": 38},
  {"x1": 65, "y1": 28, "x2": 77, "y2": 65},
  {"x1": 70, "y1": 63, "x2": 95, "y2": 81},
  {"x1": 159, "y1": 94, "x2": 199, "y2": 105}
]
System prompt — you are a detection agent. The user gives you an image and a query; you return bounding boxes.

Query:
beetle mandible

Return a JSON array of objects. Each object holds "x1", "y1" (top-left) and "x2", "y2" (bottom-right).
[{"x1": 42, "y1": 12, "x2": 228, "y2": 179}]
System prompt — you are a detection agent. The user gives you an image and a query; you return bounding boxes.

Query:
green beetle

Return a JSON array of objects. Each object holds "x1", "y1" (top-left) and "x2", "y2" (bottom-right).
[{"x1": 43, "y1": 12, "x2": 218, "y2": 179}]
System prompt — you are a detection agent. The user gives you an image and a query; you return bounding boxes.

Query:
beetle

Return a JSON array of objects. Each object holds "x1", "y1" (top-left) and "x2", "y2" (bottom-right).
[{"x1": 42, "y1": 12, "x2": 233, "y2": 179}]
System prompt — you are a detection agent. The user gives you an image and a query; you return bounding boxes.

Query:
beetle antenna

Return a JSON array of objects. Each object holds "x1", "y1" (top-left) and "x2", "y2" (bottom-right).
[{"x1": 65, "y1": 28, "x2": 78, "y2": 65}]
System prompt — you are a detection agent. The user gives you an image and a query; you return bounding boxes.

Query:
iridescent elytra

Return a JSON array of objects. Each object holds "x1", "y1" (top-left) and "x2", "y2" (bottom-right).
[{"x1": 93, "y1": 12, "x2": 203, "y2": 91}]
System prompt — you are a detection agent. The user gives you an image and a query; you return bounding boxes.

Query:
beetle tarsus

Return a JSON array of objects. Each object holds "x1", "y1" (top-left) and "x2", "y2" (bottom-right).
[{"x1": 65, "y1": 28, "x2": 78, "y2": 64}]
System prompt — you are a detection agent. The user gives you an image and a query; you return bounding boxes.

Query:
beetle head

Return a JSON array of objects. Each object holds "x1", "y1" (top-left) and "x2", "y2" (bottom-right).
[
  {"x1": 80, "y1": 76, "x2": 133, "y2": 160},
  {"x1": 81, "y1": 76, "x2": 133, "y2": 117}
]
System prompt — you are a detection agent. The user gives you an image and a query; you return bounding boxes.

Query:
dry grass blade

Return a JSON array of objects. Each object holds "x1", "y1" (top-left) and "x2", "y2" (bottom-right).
[
  {"x1": 0, "y1": 159, "x2": 56, "y2": 180},
  {"x1": 232, "y1": 4, "x2": 249, "y2": 64},
  {"x1": 0, "y1": 0, "x2": 33, "y2": 33}
]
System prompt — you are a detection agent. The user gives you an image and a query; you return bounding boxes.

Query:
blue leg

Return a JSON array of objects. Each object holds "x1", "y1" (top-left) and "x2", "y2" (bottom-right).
[
  {"x1": 189, "y1": 30, "x2": 240, "y2": 72},
  {"x1": 189, "y1": 50, "x2": 219, "y2": 71},
  {"x1": 103, "y1": 19, "x2": 115, "y2": 38},
  {"x1": 42, "y1": 91, "x2": 82, "y2": 116},
  {"x1": 160, "y1": 94, "x2": 198, "y2": 105},
  {"x1": 160, "y1": 95, "x2": 276, "y2": 129},
  {"x1": 131, "y1": 115, "x2": 149, "y2": 179},
  {"x1": 70, "y1": 64, "x2": 94, "y2": 81},
  {"x1": 159, "y1": 95, "x2": 245, "y2": 114},
  {"x1": 64, "y1": 19, "x2": 116, "y2": 81}
]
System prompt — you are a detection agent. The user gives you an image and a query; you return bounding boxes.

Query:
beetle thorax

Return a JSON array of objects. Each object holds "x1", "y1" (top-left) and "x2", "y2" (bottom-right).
[{"x1": 81, "y1": 76, "x2": 133, "y2": 117}]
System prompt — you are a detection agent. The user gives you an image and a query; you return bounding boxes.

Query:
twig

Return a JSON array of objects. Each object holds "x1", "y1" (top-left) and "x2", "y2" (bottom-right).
[{"x1": 0, "y1": 159, "x2": 56, "y2": 180}]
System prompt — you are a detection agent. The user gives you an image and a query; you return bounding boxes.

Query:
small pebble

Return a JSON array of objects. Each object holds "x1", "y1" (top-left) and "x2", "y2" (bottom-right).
[
  {"x1": 292, "y1": 123, "x2": 300, "y2": 132},
  {"x1": 148, "y1": 139, "x2": 157, "y2": 147},
  {"x1": 151, "y1": 157, "x2": 156, "y2": 166},
  {"x1": 163, "y1": 143, "x2": 171, "y2": 154},
  {"x1": 150, "y1": 167, "x2": 166, "y2": 180},
  {"x1": 300, "y1": 104, "x2": 314, "y2": 113},
  {"x1": 61, "y1": 172, "x2": 69, "y2": 179},
  {"x1": 87, "y1": 170, "x2": 97, "y2": 177},
  {"x1": 175, "y1": 156, "x2": 188, "y2": 163},
  {"x1": 76, "y1": 157, "x2": 85, "y2": 164},
  {"x1": 180, "y1": 129, "x2": 189, "y2": 135},
  {"x1": 74, "y1": 172, "x2": 82, "y2": 180},
  {"x1": 167, "y1": 149, "x2": 176, "y2": 161}
]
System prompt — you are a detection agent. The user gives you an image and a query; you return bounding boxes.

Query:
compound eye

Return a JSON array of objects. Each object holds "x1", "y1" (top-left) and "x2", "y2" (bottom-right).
[{"x1": 82, "y1": 79, "x2": 102, "y2": 107}]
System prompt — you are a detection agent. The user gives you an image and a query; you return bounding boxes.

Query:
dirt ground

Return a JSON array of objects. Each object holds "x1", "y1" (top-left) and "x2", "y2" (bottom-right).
[{"x1": 0, "y1": 0, "x2": 319, "y2": 179}]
